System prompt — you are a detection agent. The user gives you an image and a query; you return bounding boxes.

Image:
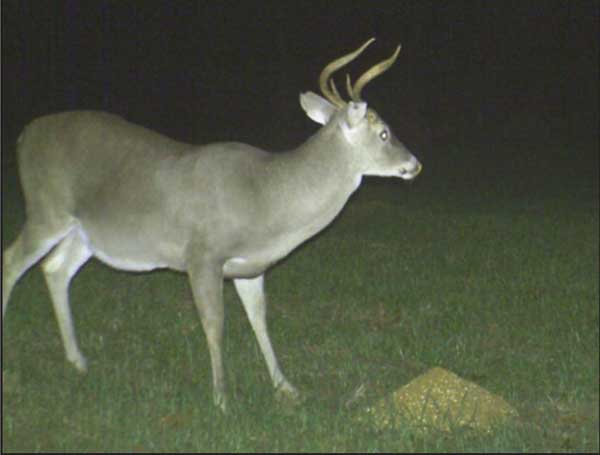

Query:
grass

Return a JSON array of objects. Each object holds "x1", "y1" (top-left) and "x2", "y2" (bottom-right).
[{"x1": 2, "y1": 142, "x2": 598, "y2": 452}]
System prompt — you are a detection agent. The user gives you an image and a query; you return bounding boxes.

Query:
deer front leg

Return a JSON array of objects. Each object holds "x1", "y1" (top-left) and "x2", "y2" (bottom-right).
[
  {"x1": 188, "y1": 263, "x2": 227, "y2": 412},
  {"x1": 233, "y1": 275, "x2": 300, "y2": 403}
]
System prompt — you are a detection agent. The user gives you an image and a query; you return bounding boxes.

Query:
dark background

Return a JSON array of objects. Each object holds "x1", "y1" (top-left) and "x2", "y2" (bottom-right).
[{"x1": 1, "y1": 0, "x2": 598, "y2": 184}]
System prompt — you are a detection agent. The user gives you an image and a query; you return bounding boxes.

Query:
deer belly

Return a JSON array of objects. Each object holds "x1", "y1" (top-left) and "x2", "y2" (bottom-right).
[{"x1": 78, "y1": 221, "x2": 177, "y2": 272}]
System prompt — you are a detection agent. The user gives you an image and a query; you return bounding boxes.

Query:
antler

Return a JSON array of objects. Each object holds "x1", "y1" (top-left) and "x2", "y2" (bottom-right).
[
  {"x1": 318, "y1": 39, "x2": 402, "y2": 107},
  {"x1": 348, "y1": 44, "x2": 401, "y2": 102},
  {"x1": 319, "y1": 38, "x2": 375, "y2": 108}
]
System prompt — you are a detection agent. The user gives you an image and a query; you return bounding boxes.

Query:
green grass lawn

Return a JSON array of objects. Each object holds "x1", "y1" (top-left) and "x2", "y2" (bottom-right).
[{"x1": 2, "y1": 143, "x2": 598, "y2": 452}]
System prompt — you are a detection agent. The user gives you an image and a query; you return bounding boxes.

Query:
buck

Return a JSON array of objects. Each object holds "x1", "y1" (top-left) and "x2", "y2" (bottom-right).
[{"x1": 2, "y1": 38, "x2": 421, "y2": 411}]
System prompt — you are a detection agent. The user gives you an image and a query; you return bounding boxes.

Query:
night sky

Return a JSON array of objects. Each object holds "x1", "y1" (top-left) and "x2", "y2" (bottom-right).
[{"x1": 1, "y1": 1, "x2": 598, "y2": 181}]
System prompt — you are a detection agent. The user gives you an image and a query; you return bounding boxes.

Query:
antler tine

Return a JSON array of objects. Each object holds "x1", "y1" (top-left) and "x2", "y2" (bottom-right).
[
  {"x1": 351, "y1": 44, "x2": 401, "y2": 102},
  {"x1": 329, "y1": 78, "x2": 342, "y2": 101},
  {"x1": 345, "y1": 74, "x2": 355, "y2": 101},
  {"x1": 318, "y1": 38, "x2": 376, "y2": 108}
]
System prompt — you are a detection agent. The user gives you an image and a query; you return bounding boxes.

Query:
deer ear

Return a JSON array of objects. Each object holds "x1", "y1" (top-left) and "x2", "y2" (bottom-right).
[
  {"x1": 300, "y1": 92, "x2": 337, "y2": 125},
  {"x1": 345, "y1": 101, "x2": 367, "y2": 127}
]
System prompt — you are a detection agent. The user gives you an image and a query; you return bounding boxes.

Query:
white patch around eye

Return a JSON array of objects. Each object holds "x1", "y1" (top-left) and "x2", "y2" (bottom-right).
[{"x1": 379, "y1": 130, "x2": 389, "y2": 141}]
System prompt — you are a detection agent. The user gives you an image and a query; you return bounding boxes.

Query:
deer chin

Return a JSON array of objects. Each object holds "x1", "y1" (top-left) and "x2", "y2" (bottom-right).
[
  {"x1": 399, "y1": 168, "x2": 421, "y2": 180},
  {"x1": 353, "y1": 173, "x2": 363, "y2": 190},
  {"x1": 365, "y1": 166, "x2": 420, "y2": 179}
]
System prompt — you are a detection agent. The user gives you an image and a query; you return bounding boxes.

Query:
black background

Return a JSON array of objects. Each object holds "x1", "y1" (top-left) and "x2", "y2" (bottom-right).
[{"x1": 1, "y1": 1, "x2": 598, "y2": 175}]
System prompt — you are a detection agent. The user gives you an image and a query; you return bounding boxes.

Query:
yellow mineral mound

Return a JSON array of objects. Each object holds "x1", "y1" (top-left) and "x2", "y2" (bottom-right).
[{"x1": 362, "y1": 367, "x2": 518, "y2": 434}]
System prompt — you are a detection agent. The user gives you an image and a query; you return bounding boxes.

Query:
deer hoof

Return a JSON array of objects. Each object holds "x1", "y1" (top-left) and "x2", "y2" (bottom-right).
[
  {"x1": 70, "y1": 354, "x2": 88, "y2": 374},
  {"x1": 275, "y1": 382, "x2": 303, "y2": 407}
]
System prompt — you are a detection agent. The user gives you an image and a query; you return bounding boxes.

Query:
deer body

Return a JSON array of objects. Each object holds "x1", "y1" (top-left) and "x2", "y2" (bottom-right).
[
  {"x1": 2, "y1": 39, "x2": 421, "y2": 411},
  {"x1": 19, "y1": 110, "x2": 368, "y2": 276}
]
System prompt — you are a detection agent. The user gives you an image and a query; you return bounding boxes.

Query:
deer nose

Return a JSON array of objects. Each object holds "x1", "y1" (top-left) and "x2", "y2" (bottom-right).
[
  {"x1": 413, "y1": 161, "x2": 422, "y2": 176},
  {"x1": 399, "y1": 159, "x2": 422, "y2": 179}
]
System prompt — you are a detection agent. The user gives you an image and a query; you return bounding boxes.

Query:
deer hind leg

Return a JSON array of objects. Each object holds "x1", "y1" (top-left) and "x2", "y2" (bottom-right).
[
  {"x1": 3, "y1": 220, "x2": 72, "y2": 318},
  {"x1": 41, "y1": 228, "x2": 92, "y2": 373},
  {"x1": 233, "y1": 275, "x2": 300, "y2": 403}
]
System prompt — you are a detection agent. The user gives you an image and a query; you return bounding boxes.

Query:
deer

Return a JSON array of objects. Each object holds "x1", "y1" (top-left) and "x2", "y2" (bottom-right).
[{"x1": 2, "y1": 38, "x2": 422, "y2": 412}]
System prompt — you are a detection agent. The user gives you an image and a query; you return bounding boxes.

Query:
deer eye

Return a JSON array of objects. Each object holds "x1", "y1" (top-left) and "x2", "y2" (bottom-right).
[{"x1": 379, "y1": 130, "x2": 389, "y2": 141}]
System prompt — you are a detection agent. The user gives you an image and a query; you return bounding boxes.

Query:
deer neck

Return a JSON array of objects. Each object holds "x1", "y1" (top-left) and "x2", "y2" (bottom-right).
[{"x1": 266, "y1": 125, "x2": 362, "y2": 235}]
